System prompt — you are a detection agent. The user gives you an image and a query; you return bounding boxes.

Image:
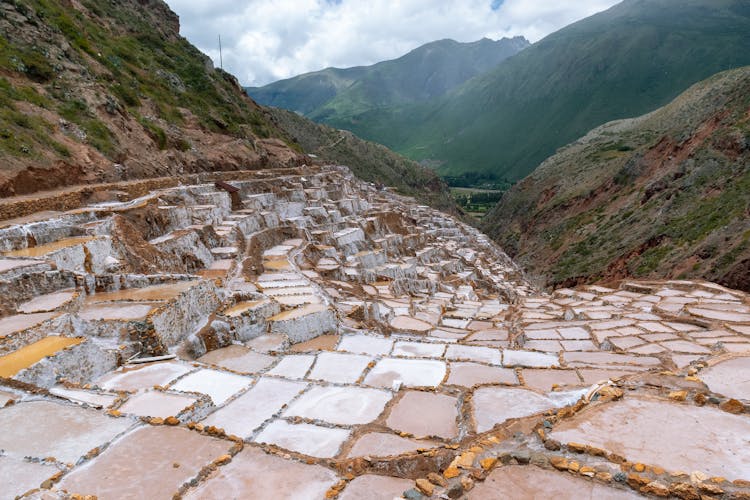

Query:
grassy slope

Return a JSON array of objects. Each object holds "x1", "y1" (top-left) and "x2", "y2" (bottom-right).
[
  {"x1": 482, "y1": 66, "x2": 750, "y2": 292},
  {"x1": 266, "y1": 107, "x2": 457, "y2": 213},
  {"x1": 349, "y1": 0, "x2": 750, "y2": 182}
]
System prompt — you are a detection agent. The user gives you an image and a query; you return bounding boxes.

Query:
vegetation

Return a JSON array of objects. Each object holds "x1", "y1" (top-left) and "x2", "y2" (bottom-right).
[
  {"x1": 248, "y1": 37, "x2": 528, "y2": 127},
  {"x1": 265, "y1": 107, "x2": 456, "y2": 213},
  {"x1": 482, "y1": 66, "x2": 750, "y2": 291},
  {"x1": 252, "y1": 0, "x2": 750, "y2": 184}
]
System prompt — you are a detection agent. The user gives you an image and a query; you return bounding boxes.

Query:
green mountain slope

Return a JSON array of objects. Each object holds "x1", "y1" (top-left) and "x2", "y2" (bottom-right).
[
  {"x1": 335, "y1": 0, "x2": 750, "y2": 182},
  {"x1": 0, "y1": 0, "x2": 453, "y2": 211},
  {"x1": 266, "y1": 107, "x2": 457, "y2": 213},
  {"x1": 247, "y1": 37, "x2": 528, "y2": 120},
  {"x1": 481, "y1": 66, "x2": 750, "y2": 292}
]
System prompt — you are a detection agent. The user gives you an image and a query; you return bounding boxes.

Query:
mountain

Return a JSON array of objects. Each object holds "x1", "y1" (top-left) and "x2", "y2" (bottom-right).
[
  {"x1": 247, "y1": 36, "x2": 529, "y2": 120},
  {"x1": 481, "y1": 66, "x2": 750, "y2": 292},
  {"x1": 0, "y1": 0, "x2": 452, "y2": 210},
  {"x1": 322, "y1": 0, "x2": 750, "y2": 183}
]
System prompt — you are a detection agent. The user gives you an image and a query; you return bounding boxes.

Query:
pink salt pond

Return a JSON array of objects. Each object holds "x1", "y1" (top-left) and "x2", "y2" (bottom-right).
[
  {"x1": 347, "y1": 432, "x2": 438, "y2": 458},
  {"x1": 17, "y1": 289, "x2": 76, "y2": 313},
  {"x1": 0, "y1": 400, "x2": 132, "y2": 463},
  {"x1": 390, "y1": 315, "x2": 433, "y2": 333},
  {"x1": 183, "y1": 446, "x2": 338, "y2": 500},
  {"x1": 117, "y1": 390, "x2": 197, "y2": 418},
  {"x1": 1, "y1": 455, "x2": 59, "y2": 499},
  {"x1": 472, "y1": 387, "x2": 567, "y2": 432},
  {"x1": 59, "y1": 426, "x2": 231, "y2": 498},
  {"x1": 339, "y1": 474, "x2": 414, "y2": 500},
  {"x1": 699, "y1": 356, "x2": 750, "y2": 401},
  {"x1": 201, "y1": 378, "x2": 307, "y2": 438},
  {"x1": 0, "y1": 312, "x2": 59, "y2": 338},
  {"x1": 96, "y1": 361, "x2": 193, "y2": 392},
  {"x1": 363, "y1": 357, "x2": 446, "y2": 388},
  {"x1": 254, "y1": 419, "x2": 351, "y2": 458},
  {"x1": 447, "y1": 362, "x2": 518, "y2": 387},
  {"x1": 470, "y1": 465, "x2": 641, "y2": 499},
  {"x1": 284, "y1": 385, "x2": 391, "y2": 426},
  {"x1": 386, "y1": 391, "x2": 458, "y2": 439},
  {"x1": 197, "y1": 345, "x2": 275, "y2": 374},
  {"x1": 549, "y1": 396, "x2": 750, "y2": 481}
]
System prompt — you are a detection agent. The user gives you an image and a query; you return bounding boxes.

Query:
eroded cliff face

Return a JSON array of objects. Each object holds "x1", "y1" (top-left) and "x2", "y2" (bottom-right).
[
  {"x1": 483, "y1": 67, "x2": 750, "y2": 292},
  {"x1": 0, "y1": 165, "x2": 749, "y2": 498}
]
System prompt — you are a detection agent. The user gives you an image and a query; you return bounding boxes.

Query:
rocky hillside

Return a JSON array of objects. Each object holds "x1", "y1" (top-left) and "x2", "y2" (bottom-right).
[
  {"x1": 482, "y1": 66, "x2": 750, "y2": 292},
  {"x1": 0, "y1": 0, "x2": 452, "y2": 210},
  {"x1": 334, "y1": 0, "x2": 750, "y2": 184},
  {"x1": 247, "y1": 37, "x2": 528, "y2": 124}
]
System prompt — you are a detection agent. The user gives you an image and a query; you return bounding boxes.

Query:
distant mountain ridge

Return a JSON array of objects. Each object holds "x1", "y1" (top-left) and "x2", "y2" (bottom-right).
[
  {"x1": 375, "y1": 0, "x2": 750, "y2": 182},
  {"x1": 246, "y1": 36, "x2": 529, "y2": 119},
  {"x1": 252, "y1": 0, "x2": 750, "y2": 186}
]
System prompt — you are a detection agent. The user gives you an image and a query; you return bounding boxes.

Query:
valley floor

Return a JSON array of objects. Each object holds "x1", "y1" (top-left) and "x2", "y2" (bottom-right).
[{"x1": 0, "y1": 165, "x2": 748, "y2": 499}]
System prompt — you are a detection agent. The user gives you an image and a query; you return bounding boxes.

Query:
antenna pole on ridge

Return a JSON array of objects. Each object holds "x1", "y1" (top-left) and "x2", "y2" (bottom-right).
[{"x1": 219, "y1": 34, "x2": 223, "y2": 70}]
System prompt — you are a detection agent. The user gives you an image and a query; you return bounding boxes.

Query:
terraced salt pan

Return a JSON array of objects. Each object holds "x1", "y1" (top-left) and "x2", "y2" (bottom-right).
[
  {"x1": 502, "y1": 349, "x2": 559, "y2": 368},
  {"x1": 699, "y1": 356, "x2": 750, "y2": 400},
  {"x1": 49, "y1": 386, "x2": 118, "y2": 408},
  {"x1": 470, "y1": 465, "x2": 641, "y2": 499},
  {"x1": 0, "y1": 400, "x2": 132, "y2": 462},
  {"x1": 170, "y1": 369, "x2": 251, "y2": 405},
  {"x1": 0, "y1": 258, "x2": 44, "y2": 274},
  {"x1": 184, "y1": 446, "x2": 338, "y2": 500},
  {"x1": 77, "y1": 302, "x2": 157, "y2": 321},
  {"x1": 347, "y1": 432, "x2": 438, "y2": 458},
  {"x1": 284, "y1": 386, "x2": 391, "y2": 425},
  {"x1": 364, "y1": 358, "x2": 446, "y2": 388},
  {"x1": 290, "y1": 335, "x2": 339, "y2": 352},
  {"x1": 0, "y1": 336, "x2": 83, "y2": 378},
  {"x1": 386, "y1": 391, "x2": 458, "y2": 439},
  {"x1": 266, "y1": 354, "x2": 315, "y2": 378},
  {"x1": 246, "y1": 334, "x2": 287, "y2": 353},
  {"x1": 254, "y1": 420, "x2": 350, "y2": 458},
  {"x1": 59, "y1": 426, "x2": 231, "y2": 498},
  {"x1": 446, "y1": 344, "x2": 502, "y2": 365},
  {"x1": 340, "y1": 476, "x2": 414, "y2": 500},
  {"x1": 0, "y1": 312, "x2": 59, "y2": 338},
  {"x1": 197, "y1": 345, "x2": 275, "y2": 374},
  {"x1": 85, "y1": 281, "x2": 199, "y2": 303},
  {"x1": 392, "y1": 340, "x2": 445, "y2": 358},
  {"x1": 3, "y1": 236, "x2": 95, "y2": 257},
  {"x1": 96, "y1": 361, "x2": 193, "y2": 392},
  {"x1": 687, "y1": 307, "x2": 750, "y2": 323},
  {"x1": 390, "y1": 316, "x2": 432, "y2": 333},
  {"x1": 17, "y1": 289, "x2": 76, "y2": 313},
  {"x1": 202, "y1": 378, "x2": 307, "y2": 438},
  {"x1": 308, "y1": 352, "x2": 371, "y2": 384},
  {"x1": 338, "y1": 334, "x2": 394, "y2": 356},
  {"x1": 0, "y1": 455, "x2": 59, "y2": 499},
  {"x1": 118, "y1": 391, "x2": 197, "y2": 418},
  {"x1": 222, "y1": 300, "x2": 268, "y2": 317},
  {"x1": 550, "y1": 396, "x2": 750, "y2": 480},
  {"x1": 447, "y1": 362, "x2": 518, "y2": 387},
  {"x1": 472, "y1": 387, "x2": 570, "y2": 432}
]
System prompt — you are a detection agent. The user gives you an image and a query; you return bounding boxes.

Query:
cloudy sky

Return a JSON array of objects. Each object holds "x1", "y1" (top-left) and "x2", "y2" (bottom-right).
[{"x1": 165, "y1": 0, "x2": 620, "y2": 87}]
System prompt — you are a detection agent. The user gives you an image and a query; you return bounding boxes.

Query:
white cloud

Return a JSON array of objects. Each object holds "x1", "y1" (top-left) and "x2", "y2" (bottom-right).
[{"x1": 165, "y1": 0, "x2": 621, "y2": 86}]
